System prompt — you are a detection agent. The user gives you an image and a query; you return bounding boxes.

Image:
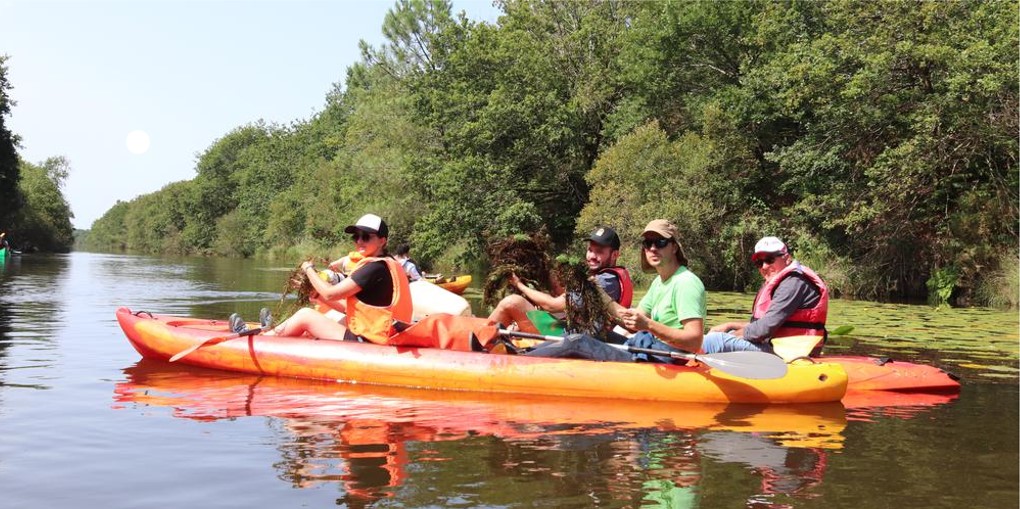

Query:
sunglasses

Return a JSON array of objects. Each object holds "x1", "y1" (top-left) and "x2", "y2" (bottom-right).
[
  {"x1": 351, "y1": 231, "x2": 377, "y2": 242},
  {"x1": 641, "y1": 238, "x2": 671, "y2": 250},
  {"x1": 754, "y1": 254, "x2": 779, "y2": 267}
]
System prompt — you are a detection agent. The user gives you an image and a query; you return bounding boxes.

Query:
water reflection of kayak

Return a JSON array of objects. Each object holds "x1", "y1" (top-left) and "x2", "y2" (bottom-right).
[
  {"x1": 841, "y1": 389, "x2": 959, "y2": 421},
  {"x1": 115, "y1": 307, "x2": 849, "y2": 404},
  {"x1": 113, "y1": 359, "x2": 848, "y2": 449}
]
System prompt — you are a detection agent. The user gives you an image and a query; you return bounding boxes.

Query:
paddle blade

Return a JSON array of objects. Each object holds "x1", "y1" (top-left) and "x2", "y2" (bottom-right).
[
  {"x1": 169, "y1": 327, "x2": 264, "y2": 362},
  {"x1": 697, "y1": 351, "x2": 789, "y2": 380},
  {"x1": 771, "y1": 335, "x2": 821, "y2": 362},
  {"x1": 169, "y1": 342, "x2": 208, "y2": 362}
]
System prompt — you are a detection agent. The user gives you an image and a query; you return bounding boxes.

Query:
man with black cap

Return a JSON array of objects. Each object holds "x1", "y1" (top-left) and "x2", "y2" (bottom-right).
[
  {"x1": 703, "y1": 236, "x2": 829, "y2": 354},
  {"x1": 487, "y1": 226, "x2": 634, "y2": 334}
]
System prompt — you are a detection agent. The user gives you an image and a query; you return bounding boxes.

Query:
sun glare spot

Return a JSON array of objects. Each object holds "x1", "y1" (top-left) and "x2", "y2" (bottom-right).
[{"x1": 126, "y1": 130, "x2": 151, "y2": 155}]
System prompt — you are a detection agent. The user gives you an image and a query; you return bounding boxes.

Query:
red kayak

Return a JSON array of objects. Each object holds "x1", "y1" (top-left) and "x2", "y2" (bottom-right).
[
  {"x1": 774, "y1": 336, "x2": 960, "y2": 392},
  {"x1": 822, "y1": 356, "x2": 960, "y2": 392}
]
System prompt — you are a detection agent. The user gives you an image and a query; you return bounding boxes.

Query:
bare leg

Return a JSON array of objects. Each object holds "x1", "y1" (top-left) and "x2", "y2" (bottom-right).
[
  {"x1": 487, "y1": 294, "x2": 540, "y2": 334},
  {"x1": 269, "y1": 307, "x2": 348, "y2": 340}
]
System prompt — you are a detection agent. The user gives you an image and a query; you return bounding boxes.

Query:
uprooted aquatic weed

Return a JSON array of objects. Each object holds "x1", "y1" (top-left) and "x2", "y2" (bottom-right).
[
  {"x1": 271, "y1": 259, "x2": 330, "y2": 322},
  {"x1": 553, "y1": 255, "x2": 615, "y2": 339},
  {"x1": 483, "y1": 232, "x2": 553, "y2": 309}
]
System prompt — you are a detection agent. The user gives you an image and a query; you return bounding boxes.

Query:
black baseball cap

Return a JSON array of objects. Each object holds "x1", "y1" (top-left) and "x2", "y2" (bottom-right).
[{"x1": 587, "y1": 226, "x2": 621, "y2": 250}]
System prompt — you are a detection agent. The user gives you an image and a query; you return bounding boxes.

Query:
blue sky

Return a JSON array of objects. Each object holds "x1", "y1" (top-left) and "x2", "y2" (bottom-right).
[{"x1": 1, "y1": 0, "x2": 500, "y2": 229}]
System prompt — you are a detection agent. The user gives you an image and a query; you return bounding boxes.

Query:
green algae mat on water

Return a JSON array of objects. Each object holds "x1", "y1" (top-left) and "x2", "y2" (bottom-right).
[
  {"x1": 467, "y1": 288, "x2": 1019, "y2": 383},
  {"x1": 708, "y1": 291, "x2": 1020, "y2": 383}
]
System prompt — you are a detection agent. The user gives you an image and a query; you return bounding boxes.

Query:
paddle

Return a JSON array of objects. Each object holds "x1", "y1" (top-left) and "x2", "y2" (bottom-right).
[
  {"x1": 169, "y1": 326, "x2": 268, "y2": 362},
  {"x1": 771, "y1": 326, "x2": 856, "y2": 362},
  {"x1": 771, "y1": 335, "x2": 822, "y2": 362},
  {"x1": 499, "y1": 330, "x2": 788, "y2": 380}
]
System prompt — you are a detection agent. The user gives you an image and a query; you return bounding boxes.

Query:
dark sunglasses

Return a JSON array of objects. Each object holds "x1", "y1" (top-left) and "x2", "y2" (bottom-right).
[
  {"x1": 351, "y1": 231, "x2": 376, "y2": 242},
  {"x1": 641, "y1": 238, "x2": 671, "y2": 250},
  {"x1": 754, "y1": 255, "x2": 779, "y2": 267}
]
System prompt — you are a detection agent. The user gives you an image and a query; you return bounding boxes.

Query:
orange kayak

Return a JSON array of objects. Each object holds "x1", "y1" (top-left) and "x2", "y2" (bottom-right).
[
  {"x1": 115, "y1": 308, "x2": 848, "y2": 404},
  {"x1": 115, "y1": 359, "x2": 849, "y2": 448},
  {"x1": 423, "y1": 275, "x2": 472, "y2": 295}
]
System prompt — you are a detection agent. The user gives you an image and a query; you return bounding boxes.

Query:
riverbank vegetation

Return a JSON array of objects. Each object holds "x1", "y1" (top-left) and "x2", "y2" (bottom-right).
[
  {"x1": 31, "y1": 1, "x2": 1020, "y2": 306},
  {"x1": 0, "y1": 57, "x2": 75, "y2": 253}
]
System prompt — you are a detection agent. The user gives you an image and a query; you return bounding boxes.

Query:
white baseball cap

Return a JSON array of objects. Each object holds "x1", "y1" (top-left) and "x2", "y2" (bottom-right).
[
  {"x1": 752, "y1": 236, "x2": 788, "y2": 261},
  {"x1": 344, "y1": 213, "x2": 389, "y2": 237}
]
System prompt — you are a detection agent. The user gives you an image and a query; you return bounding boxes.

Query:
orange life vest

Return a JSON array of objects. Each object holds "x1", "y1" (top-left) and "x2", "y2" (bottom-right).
[
  {"x1": 597, "y1": 266, "x2": 634, "y2": 308},
  {"x1": 345, "y1": 257, "x2": 413, "y2": 344},
  {"x1": 338, "y1": 419, "x2": 408, "y2": 500},
  {"x1": 387, "y1": 314, "x2": 500, "y2": 352},
  {"x1": 751, "y1": 261, "x2": 829, "y2": 340}
]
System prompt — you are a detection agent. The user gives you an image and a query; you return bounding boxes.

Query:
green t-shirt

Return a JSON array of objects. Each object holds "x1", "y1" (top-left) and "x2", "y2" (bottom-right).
[{"x1": 637, "y1": 266, "x2": 706, "y2": 328}]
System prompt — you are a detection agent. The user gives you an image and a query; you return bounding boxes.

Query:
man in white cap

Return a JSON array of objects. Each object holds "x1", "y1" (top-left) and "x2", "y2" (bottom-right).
[{"x1": 703, "y1": 236, "x2": 829, "y2": 354}]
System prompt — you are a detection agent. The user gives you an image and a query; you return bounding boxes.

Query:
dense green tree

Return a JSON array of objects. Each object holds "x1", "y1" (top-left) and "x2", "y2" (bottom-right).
[
  {"x1": 77, "y1": 0, "x2": 1018, "y2": 305},
  {"x1": 80, "y1": 200, "x2": 130, "y2": 251},
  {"x1": 13, "y1": 157, "x2": 74, "y2": 252},
  {"x1": 184, "y1": 125, "x2": 272, "y2": 252},
  {"x1": 740, "y1": 0, "x2": 1019, "y2": 300},
  {"x1": 0, "y1": 56, "x2": 22, "y2": 230},
  {"x1": 405, "y1": 0, "x2": 633, "y2": 264}
]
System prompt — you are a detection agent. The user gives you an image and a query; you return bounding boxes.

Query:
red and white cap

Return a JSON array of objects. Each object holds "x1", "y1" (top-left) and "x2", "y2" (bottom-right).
[{"x1": 752, "y1": 236, "x2": 788, "y2": 261}]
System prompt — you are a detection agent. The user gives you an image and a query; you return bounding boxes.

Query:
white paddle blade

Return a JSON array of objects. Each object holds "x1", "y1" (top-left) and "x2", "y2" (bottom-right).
[
  {"x1": 698, "y1": 351, "x2": 789, "y2": 380},
  {"x1": 771, "y1": 335, "x2": 821, "y2": 362}
]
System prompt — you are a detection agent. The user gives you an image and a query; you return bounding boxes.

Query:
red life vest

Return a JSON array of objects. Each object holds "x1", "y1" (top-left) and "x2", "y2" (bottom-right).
[
  {"x1": 751, "y1": 261, "x2": 829, "y2": 341},
  {"x1": 345, "y1": 257, "x2": 414, "y2": 345},
  {"x1": 597, "y1": 266, "x2": 634, "y2": 308}
]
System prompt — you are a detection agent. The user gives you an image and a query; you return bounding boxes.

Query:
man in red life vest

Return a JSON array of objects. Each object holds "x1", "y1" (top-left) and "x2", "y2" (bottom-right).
[{"x1": 703, "y1": 236, "x2": 829, "y2": 354}]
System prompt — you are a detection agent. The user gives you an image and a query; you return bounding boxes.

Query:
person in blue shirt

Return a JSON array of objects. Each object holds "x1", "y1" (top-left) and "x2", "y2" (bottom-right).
[{"x1": 394, "y1": 244, "x2": 422, "y2": 282}]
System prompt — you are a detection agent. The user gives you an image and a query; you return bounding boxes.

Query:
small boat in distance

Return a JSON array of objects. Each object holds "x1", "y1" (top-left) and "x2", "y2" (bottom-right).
[{"x1": 423, "y1": 274, "x2": 472, "y2": 295}]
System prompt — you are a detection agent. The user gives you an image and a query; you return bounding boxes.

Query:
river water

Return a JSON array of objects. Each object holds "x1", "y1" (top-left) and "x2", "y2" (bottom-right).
[{"x1": 0, "y1": 252, "x2": 1016, "y2": 508}]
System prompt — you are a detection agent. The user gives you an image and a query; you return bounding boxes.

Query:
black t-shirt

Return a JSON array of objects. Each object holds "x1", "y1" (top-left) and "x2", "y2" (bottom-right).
[{"x1": 350, "y1": 260, "x2": 394, "y2": 307}]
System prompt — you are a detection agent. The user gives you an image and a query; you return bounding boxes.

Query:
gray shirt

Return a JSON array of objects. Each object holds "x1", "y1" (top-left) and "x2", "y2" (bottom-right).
[
  {"x1": 593, "y1": 271, "x2": 622, "y2": 303},
  {"x1": 743, "y1": 271, "x2": 821, "y2": 343}
]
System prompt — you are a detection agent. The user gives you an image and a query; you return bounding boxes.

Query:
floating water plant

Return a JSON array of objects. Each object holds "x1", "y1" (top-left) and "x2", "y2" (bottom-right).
[
  {"x1": 551, "y1": 255, "x2": 615, "y2": 339},
  {"x1": 483, "y1": 232, "x2": 553, "y2": 309}
]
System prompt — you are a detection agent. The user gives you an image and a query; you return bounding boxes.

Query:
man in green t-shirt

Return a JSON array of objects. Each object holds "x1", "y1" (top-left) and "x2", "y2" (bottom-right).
[
  {"x1": 525, "y1": 219, "x2": 706, "y2": 363},
  {"x1": 614, "y1": 219, "x2": 705, "y2": 362}
]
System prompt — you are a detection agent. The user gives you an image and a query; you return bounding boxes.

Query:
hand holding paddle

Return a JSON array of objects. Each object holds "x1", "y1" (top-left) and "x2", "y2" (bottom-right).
[
  {"x1": 169, "y1": 326, "x2": 268, "y2": 362},
  {"x1": 500, "y1": 330, "x2": 788, "y2": 380}
]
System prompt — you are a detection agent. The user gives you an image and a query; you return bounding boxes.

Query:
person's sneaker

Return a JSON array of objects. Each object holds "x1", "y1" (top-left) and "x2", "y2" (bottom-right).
[
  {"x1": 229, "y1": 313, "x2": 248, "y2": 334},
  {"x1": 259, "y1": 307, "x2": 273, "y2": 329}
]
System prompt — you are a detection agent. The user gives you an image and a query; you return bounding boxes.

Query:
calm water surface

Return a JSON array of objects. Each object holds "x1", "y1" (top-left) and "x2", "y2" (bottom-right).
[{"x1": 0, "y1": 252, "x2": 1016, "y2": 508}]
